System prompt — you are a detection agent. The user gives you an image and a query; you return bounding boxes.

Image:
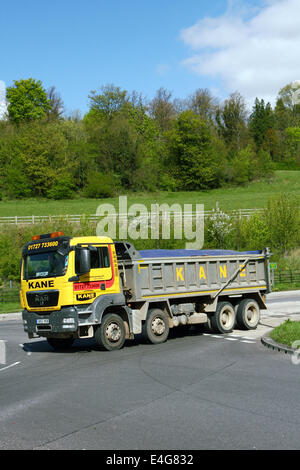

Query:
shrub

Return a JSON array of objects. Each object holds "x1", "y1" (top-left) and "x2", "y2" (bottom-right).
[{"x1": 83, "y1": 171, "x2": 116, "y2": 198}]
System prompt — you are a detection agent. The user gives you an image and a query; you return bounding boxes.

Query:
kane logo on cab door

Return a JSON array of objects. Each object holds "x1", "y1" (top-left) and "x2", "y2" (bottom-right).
[{"x1": 76, "y1": 292, "x2": 96, "y2": 301}]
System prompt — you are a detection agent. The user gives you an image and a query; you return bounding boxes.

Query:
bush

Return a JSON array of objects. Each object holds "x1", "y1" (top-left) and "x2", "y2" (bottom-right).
[
  {"x1": 46, "y1": 174, "x2": 75, "y2": 199},
  {"x1": 238, "y1": 212, "x2": 271, "y2": 250},
  {"x1": 83, "y1": 171, "x2": 116, "y2": 198}
]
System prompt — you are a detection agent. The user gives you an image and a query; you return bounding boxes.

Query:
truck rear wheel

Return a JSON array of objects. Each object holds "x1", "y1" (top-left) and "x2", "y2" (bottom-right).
[
  {"x1": 95, "y1": 313, "x2": 126, "y2": 351},
  {"x1": 142, "y1": 308, "x2": 169, "y2": 344},
  {"x1": 210, "y1": 301, "x2": 236, "y2": 334},
  {"x1": 236, "y1": 299, "x2": 260, "y2": 330}
]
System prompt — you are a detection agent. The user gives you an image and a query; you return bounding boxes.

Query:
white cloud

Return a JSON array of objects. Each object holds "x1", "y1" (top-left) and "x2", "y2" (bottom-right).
[{"x1": 180, "y1": 0, "x2": 300, "y2": 107}]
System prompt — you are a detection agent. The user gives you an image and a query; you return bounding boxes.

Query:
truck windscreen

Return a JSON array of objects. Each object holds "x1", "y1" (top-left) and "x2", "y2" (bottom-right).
[{"x1": 23, "y1": 251, "x2": 68, "y2": 280}]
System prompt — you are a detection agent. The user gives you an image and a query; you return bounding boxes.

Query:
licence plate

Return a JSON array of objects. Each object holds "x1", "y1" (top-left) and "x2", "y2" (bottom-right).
[{"x1": 36, "y1": 319, "x2": 49, "y2": 324}]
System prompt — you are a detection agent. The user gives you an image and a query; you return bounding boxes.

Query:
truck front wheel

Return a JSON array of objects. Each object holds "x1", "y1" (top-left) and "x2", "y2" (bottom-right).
[
  {"x1": 210, "y1": 301, "x2": 236, "y2": 334},
  {"x1": 142, "y1": 308, "x2": 170, "y2": 344},
  {"x1": 95, "y1": 313, "x2": 126, "y2": 351}
]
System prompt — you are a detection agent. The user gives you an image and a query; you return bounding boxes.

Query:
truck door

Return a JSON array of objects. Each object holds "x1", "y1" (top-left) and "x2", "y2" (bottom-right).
[
  {"x1": 74, "y1": 244, "x2": 117, "y2": 296},
  {"x1": 89, "y1": 245, "x2": 112, "y2": 283}
]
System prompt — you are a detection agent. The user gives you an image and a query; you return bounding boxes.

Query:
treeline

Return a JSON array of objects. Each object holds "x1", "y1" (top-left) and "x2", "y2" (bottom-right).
[{"x1": 0, "y1": 79, "x2": 300, "y2": 199}]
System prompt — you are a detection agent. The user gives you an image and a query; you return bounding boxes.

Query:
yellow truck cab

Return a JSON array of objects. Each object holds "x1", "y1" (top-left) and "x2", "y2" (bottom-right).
[
  {"x1": 21, "y1": 232, "x2": 271, "y2": 351},
  {"x1": 21, "y1": 232, "x2": 128, "y2": 350}
]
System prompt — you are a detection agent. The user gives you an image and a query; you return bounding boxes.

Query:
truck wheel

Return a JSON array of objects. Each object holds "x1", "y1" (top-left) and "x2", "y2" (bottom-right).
[
  {"x1": 210, "y1": 301, "x2": 236, "y2": 334},
  {"x1": 47, "y1": 338, "x2": 74, "y2": 350},
  {"x1": 95, "y1": 313, "x2": 126, "y2": 351},
  {"x1": 236, "y1": 299, "x2": 260, "y2": 330},
  {"x1": 142, "y1": 308, "x2": 170, "y2": 344}
]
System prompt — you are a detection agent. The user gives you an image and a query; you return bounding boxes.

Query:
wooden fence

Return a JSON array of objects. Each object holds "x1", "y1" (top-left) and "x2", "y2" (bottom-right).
[{"x1": 0, "y1": 208, "x2": 264, "y2": 226}]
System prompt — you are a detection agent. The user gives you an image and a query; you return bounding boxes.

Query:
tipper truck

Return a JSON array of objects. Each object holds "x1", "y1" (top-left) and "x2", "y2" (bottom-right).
[{"x1": 20, "y1": 232, "x2": 271, "y2": 351}]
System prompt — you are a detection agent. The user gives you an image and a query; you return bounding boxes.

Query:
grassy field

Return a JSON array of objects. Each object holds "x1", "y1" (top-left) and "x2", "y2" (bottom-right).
[{"x1": 0, "y1": 171, "x2": 300, "y2": 217}]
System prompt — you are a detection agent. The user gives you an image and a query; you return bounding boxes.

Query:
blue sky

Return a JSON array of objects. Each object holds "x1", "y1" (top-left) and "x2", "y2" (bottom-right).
[{"x1": 1, "y1": 0, "x2": 300, "y2": 115}]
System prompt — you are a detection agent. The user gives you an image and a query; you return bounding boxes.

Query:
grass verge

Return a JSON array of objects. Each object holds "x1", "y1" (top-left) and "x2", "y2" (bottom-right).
[{"x1": 270, "y1": 319, "x2": 300, "y2": 348}]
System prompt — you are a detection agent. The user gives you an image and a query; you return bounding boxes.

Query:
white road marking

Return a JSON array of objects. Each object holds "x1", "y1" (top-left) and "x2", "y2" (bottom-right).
[{"x1": 0, "y1": 361, "x2": 20, "y2": 372}]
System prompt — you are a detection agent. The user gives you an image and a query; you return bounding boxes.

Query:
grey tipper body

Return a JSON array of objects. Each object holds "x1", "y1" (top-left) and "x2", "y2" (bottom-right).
[{"x1": 116, "y1": 243, "x2": 270, "y2": 335}]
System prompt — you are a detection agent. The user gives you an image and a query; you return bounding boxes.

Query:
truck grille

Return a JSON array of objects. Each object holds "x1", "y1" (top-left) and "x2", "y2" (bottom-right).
[{"x1": 26, "y1": 290, "x2": 59, "y2": 308}]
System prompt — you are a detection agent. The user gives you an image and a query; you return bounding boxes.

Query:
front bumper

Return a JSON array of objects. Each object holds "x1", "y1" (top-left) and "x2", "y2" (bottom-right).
[{"x1": 22, "y1": 307, "x2": 78, "y2": 338}]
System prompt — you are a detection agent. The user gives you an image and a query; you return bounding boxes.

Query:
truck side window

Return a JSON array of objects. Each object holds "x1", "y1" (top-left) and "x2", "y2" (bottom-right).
[
  {"x1": 90, "y1": 247, "x2": 110, "y2": 269},
  {"x1": 90, "y1": 250, "x2": 100, "y2": 269},
  {"x1": 101, "y1": 247, "x2": 110, "y2": 268}
]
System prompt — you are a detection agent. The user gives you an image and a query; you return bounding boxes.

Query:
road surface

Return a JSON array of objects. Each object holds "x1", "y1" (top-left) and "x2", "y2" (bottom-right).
[{"x1": 0, "y1": 290, "x2": 299, "y2": 450}]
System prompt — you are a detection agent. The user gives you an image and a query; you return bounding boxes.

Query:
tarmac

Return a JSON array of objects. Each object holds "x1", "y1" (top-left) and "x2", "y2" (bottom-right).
[{"x1": 1, "y1": 290, "x2": 300, "y2": 355}]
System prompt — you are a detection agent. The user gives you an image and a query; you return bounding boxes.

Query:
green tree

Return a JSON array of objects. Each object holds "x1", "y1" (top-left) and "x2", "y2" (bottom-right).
[
  {"x1": 187, "y1": 88, "x2": 218, "y2": 123},
  {"x1": 216, "y1": 92, "x2": 248, "y2": 152},
  {"x1": 249, "y1": 98, "x2": 274, "y2": 149},
  {"x1": 47, "y1": 86, "x2": 64, "y2": 120},
  {"x1": 264, "y1": 193, "x2": 300, "y2": 255},
  {"x1": 149, "y1": 87, "x2": 176, "y2": 132},
  {"x1": 6, "y1": 78, "x2": 51, "y2": 124},
  {"x1": 0, "y1": 121, "x2": 77, "y2": 198},
  {"x1": 227, "y1": 145, "x2": 256, "y2": 185},
  {"x1": 285, "y1": 127, "x2": 300, "y2": 163},
  {"x1": 166, "y1": 110, "x2": 224, "y2": 190},
  {"x1": 88, "y1": 84, "x2": 129, "y2": 119}
]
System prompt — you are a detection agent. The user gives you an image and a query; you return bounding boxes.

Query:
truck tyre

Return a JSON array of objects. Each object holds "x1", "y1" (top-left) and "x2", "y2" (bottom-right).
[
  {"x1": 47, "y1": 338, "x2": 74, "y2": 350},
  {"x1": 142, "y1": 308, "x2": 170, "y2": 344},
  {"x1": 94, "y1": 313, "x2": 126, "y2": 351},
  {"x1": 210, "y1": 301, "x2": 236, "y2": 334},
  {"x1": 236, "y1": 298, "x2": 260, "y2": 330}
]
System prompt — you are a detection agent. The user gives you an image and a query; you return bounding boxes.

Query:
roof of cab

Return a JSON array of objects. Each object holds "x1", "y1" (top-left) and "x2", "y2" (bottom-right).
[{"x1": 69, "y1": 236, "x2": 114, "y2": 246}]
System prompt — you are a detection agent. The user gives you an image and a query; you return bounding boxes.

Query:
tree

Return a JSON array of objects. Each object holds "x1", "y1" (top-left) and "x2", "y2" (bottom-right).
[
  {"x1": 264, "y1": 193, "x2": 300, "y2": 255},
  {"x1": 149, "y1": 87, "x2": 176, "y2": 132},
  {"x1": 166, "y1": 110, "x2": 223, "y2": 190},
  {"x1": 47, "y1": 86, "x2": 64, "y2": 120},
  {"x1": 88, "y1": 84, "x2": 129, "y2": 118},
  {"x1": 285, "y1": 127, "x2": 300, "y2": 162},
  {"x1": 187, "y1": 88, "x2": 218, "y2": 123},
  {"x1": 248, "y1": 98, "x2": 274, "y2": 149},
  {"x1": 276, "y1": 82, "x2": 300, "y2": 127},
  {"x1": 6, "y1": 78, "x2": 51, "y2": 124},
  {"x1": 216, "y1": 92, "x2": 248, "y2": 151}
]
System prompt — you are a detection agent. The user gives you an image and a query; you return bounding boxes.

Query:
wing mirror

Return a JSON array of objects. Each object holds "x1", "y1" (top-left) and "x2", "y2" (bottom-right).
[{"x1": 75, "y1": 247, "x2": 91, "y2": 276}]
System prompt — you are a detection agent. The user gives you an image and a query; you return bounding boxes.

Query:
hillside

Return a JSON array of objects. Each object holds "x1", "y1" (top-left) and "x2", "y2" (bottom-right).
[{"x1": 0, "y1": 171, "x2": 299, "y2": 218}]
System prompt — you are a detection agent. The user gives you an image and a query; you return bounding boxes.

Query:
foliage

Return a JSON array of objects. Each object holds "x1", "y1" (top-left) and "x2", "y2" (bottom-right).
[
  {"x1": 205, "y1": 208, "x2": 234, "y2": 249},
  {"x1": 0, "y1": 78, "x2": 299, "y2": 203},
  {"x1": 249, "y1": 98, "x2": 274, "y2": 149},
  {"x1": 264, "y1": 193, "x2": 300, "y2": 255},
  {"x1": 83, "y1": 171, "x2": 116, "y2": 198},
  {"x1": 6, "y1": 78, "x2": 51, "y2": 124},
  {"x1": 166, "y1": 110, "x2": 224, "y2": 190}
]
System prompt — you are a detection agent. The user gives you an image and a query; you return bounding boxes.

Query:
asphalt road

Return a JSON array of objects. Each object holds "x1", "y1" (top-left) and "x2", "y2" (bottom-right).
[{"x1": 0, "y1": 291, "x2": 300, "y2": 450}]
